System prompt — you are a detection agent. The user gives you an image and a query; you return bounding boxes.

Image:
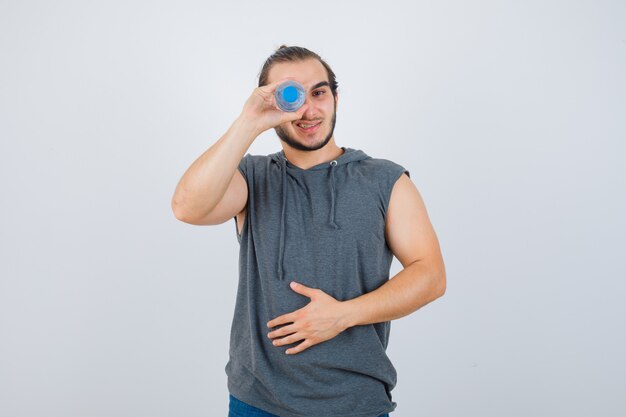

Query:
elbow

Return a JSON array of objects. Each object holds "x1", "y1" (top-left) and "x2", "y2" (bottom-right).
[
  {"x1": 172, "y1": 205, "x2": 186, "y2": 222},
  {"x1": 172, "y1": 206, "x2": 186, "y2": 222},
  {"x1": 436, "y1": 271, "x2": 447, "y2": 298},
  {"x1": 172, "y1": 205, "x2": 197, "y2": 224},
  {"x1": 433, "y1": 262, "x2": 447, "y2": 298},
  {"x1": 171, "y1": 198, "x2": 215, "y2": 225},
  {"x1": 437, "y1": 280, "x2": 446, "y2": 298},
  {"x1": 171, "y1": 196, "x2": 190, "y2": 222}
]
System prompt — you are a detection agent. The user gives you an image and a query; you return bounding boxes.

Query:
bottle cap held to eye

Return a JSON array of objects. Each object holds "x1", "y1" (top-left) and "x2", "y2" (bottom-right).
[{"x1": 275, "y1": 80, "x2": 306, "y2": 112}]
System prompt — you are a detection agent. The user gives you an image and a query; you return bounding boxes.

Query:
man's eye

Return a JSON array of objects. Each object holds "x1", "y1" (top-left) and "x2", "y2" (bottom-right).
[{"x1": 313, "y1": 90, "x2": 325, "y2": 96}]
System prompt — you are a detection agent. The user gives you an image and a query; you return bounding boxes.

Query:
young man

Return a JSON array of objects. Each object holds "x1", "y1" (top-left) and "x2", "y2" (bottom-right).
[{"x1": 172, "y1": 45, "x2": 446, "y2": 417}]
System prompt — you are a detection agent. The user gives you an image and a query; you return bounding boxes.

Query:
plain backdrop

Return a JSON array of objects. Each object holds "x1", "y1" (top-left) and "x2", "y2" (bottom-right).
[{"x1": 1, "y1": 1, "x2": 624, "y2": 416}]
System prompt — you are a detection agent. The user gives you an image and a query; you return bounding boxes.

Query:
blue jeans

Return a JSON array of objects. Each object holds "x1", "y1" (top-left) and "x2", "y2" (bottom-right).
[{"x1": 229, "y1": 394, "x2": 390, "y2": 417}]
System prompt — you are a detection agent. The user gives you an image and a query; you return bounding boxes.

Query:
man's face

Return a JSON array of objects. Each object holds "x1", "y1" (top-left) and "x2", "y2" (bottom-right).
[{"x1": 267, "y1": 58, "x2": 338, "y2": 152}]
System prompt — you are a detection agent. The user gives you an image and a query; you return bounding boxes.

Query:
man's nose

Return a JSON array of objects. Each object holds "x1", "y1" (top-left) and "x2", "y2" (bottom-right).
[{"x1": 302, "y1": 92, "x2": 317, "y2": 118}]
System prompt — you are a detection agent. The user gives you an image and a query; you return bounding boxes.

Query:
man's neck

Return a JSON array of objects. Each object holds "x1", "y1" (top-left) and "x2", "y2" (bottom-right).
[{"x1": 282, "y1": 143, "x2": 345, "y2": 170}]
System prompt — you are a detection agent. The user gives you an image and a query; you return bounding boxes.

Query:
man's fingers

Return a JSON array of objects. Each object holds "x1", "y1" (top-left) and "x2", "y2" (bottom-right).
[
  {"x1": 272, "y1": 332, "x2": 304, "y2": 347},
  {"x1": 259, "y1": 77, "x2": 297, "y2": 95},
  {"x1": 267, "y1": 311, "x2": 298, "y2": 328},
  {"x1": 268, "y1": 323, "x2": 297, "y2": 339},
  {"x1": 286, "y1": 339, "x2": 314, "y2": 355},
  {"x1": 282, "y1": 103, "x2": 309, "y2": 122}
]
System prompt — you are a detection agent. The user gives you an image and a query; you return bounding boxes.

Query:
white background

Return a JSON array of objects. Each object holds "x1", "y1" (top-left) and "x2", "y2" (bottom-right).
[{"x1": 1, "y1": 1, "x2": 624, "y2": 416}]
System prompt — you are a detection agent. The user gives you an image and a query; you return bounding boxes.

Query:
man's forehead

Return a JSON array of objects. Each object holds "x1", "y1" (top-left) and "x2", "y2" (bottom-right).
[{"x1": 268, "y1": 60, "x2": 329, "y2": 89}]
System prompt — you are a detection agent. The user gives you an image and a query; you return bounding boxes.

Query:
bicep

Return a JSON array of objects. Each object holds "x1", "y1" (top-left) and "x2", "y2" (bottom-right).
[{"x1": 384, "y1": 173, "x2": 443, "y2": 268}]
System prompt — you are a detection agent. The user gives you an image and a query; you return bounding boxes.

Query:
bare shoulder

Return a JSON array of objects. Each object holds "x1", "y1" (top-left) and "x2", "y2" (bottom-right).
[{"x1": 385, "y1": 173, "x2": 443, "y2": 268}]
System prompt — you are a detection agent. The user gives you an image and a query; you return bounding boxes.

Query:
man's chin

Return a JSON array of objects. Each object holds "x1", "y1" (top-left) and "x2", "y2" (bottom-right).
[
  {"x1": 283, "y1": 140, "x2": 326, "y2": 152},
  {"x1": 275, "y1": 120, "x2": 336, "y2": 152}
]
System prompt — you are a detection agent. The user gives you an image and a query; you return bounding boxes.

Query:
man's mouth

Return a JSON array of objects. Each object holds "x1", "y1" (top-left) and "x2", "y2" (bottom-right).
[{"x1": 295, "y1": 120, "x2": 322, "y2": 133}]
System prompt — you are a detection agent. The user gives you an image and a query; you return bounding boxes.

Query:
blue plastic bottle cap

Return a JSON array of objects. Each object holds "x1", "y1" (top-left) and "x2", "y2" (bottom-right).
[
  {"x1": 282, "y1": 86, "x2": 298, "y2": 103},
  {"x1": 275, "y1": 80, "x2": 305, "y2": 112}
]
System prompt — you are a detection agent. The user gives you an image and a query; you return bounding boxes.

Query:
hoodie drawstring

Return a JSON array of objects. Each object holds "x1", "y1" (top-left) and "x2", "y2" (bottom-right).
[
  {"x1": 278, "y1": 156, "x2": 340, "y2": 281},
  {"x1": 328, "y1": 160, "x2": 339, "y2": 229},
  {"x1": 278, "y1": 156, "x2": 288, "y2": 281}
]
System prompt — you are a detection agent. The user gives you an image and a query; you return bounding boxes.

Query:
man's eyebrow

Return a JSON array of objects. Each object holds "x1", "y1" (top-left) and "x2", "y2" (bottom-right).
[{"x1": 310, "y1": 81, "x2": 330, "y2": 90}]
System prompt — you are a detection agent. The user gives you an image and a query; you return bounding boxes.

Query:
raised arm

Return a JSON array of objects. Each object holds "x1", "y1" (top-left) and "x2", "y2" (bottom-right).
[
  {"x1": 171, "y1": 78, "x2": 310, "y2": 225},
  {"x1": 171, "y1": 117, "x2": 255, "y2": 225}
]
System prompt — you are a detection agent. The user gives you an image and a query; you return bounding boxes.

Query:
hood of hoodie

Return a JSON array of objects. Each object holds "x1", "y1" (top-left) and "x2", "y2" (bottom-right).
[{"x1": 269, "y1": 147, "x2": 371, "y2": 280}]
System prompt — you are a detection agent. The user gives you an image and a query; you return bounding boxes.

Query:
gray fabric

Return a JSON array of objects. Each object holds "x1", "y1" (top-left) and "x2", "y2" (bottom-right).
[{"x1": 226, "y1": 146, "x2": 410, "y2": 417}]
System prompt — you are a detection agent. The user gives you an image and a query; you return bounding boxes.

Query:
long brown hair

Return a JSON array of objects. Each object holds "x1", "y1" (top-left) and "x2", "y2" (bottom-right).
[{"x1": 257, "y1": 45, "x2": 339, "y2": 99}]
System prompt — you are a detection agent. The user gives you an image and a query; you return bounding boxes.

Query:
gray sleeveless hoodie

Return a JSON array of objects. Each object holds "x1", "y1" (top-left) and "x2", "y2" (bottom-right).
[{"x1": 226, "y1": 147, "x2": 410, "y2": 417}]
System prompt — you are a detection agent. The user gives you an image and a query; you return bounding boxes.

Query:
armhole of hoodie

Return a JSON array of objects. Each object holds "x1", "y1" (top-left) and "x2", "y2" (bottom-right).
[
  {"x1": 382, "y1": 163, "x2": 410, "y2": 223},
  {"x1": 234, "y1": 154, "x2": 250, "y2": 244}
]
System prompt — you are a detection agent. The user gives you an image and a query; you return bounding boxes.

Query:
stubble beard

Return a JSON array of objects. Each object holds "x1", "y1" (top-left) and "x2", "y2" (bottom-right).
[{"x1": 274, "y1": 100, "x2": 337, "y2": 152}]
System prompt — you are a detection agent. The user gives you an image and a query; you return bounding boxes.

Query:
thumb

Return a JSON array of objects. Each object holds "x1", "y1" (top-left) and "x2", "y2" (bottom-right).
[
  {"x1": 283, "y1": 103, "x2": 309, "y2": 123},
  {"x1": 290, "y1": 281, "x2": 318, "y2": 298}
]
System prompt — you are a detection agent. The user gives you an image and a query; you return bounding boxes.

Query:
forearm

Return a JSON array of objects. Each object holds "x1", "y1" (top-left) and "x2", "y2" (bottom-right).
[
  {"x1": 341, "y1": 260, "x2": 446, "y2": 329},
  {"x1": 171, "y1": 116, "x2": 258, "y2": 218}
]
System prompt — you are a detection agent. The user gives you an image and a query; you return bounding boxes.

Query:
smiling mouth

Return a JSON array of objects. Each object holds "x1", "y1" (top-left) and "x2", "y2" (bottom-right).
[{"x1": 295, "y1": 121, "x2": 322, "y2": 133}]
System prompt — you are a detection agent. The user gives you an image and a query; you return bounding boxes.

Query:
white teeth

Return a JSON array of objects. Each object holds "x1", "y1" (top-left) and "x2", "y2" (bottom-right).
[{"x1": 297, "y1": 122, "x2": 320, "y2": 129}]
